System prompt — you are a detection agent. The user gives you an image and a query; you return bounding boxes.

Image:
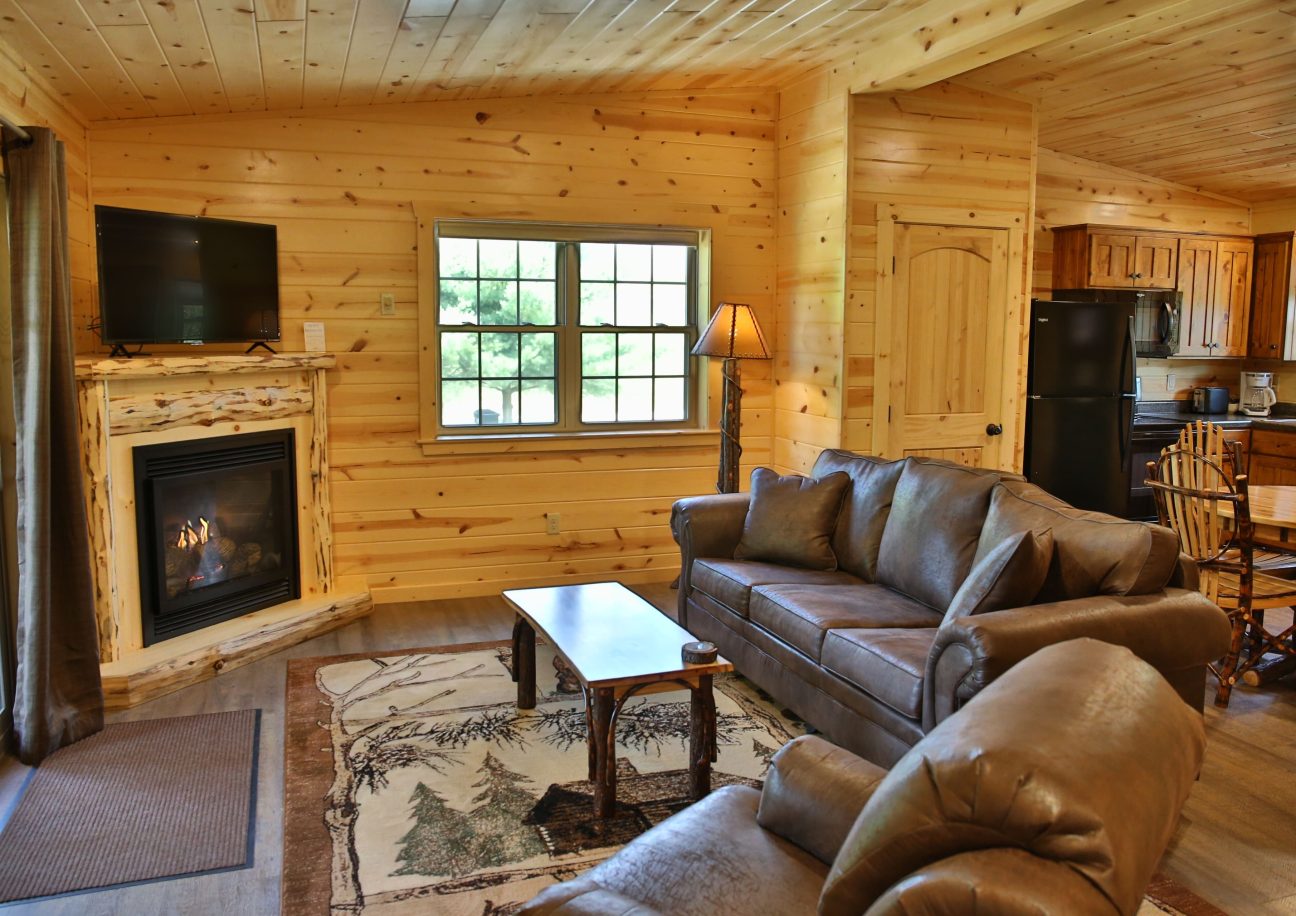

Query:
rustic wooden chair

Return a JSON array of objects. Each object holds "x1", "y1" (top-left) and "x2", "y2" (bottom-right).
[
  {"x1": 1147, "y1": 445, "x2": 1296, "y2": 707},
  {"x1": 1177, "y1": 419, "x2": 1296, "y2": 571}
]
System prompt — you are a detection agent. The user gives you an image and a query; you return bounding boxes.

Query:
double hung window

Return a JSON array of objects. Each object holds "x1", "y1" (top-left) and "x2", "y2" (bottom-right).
[{"x1": 432, "y1": 221, "x2": 705, "y2": 436}]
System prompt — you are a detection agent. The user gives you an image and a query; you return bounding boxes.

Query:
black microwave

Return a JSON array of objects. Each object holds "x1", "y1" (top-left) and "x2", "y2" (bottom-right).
[{"x1": 1053, "y1": 289, "x2": 1182, "y2": 358}]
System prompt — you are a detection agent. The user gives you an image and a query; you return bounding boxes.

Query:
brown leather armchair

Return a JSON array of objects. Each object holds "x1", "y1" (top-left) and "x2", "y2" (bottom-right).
[{"x1": 519, "y1": 639, "x2": 1207, "y2": 916}]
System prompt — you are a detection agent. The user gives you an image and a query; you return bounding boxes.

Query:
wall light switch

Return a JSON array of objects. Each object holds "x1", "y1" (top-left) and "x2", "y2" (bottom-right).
[
  {"x1": 380, "y1": 292, "x2": 396, "y2": 316},
  {"x1": 302, "y1": 321, "x2": 326, "y2": 352},
  {"x1": 545, "y1": 513, "x2": 561, "y2": 535}
]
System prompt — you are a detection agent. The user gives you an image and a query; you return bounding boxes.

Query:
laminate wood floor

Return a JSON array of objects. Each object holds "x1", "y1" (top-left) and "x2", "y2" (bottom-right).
[{"x1": 0, "y1": 584, "x2": 1292, "y2": 915}]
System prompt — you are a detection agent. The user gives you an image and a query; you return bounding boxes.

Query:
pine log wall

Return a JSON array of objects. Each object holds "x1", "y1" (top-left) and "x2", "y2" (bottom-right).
[
  {"x1": 845, "y1": 83, "x2": 1036, "y2": 470},
  {"x1": 771, "y1": 66, "x2": 849, "y2": 475},
  {"x1": 1033, "y1": 148, "x2": 1252, "y2": 402},
  {"x1": 84, "y1": 91, "x2": 778, "y2": 602},
  {"x1": 0, "y1": 39, "x2": 95, "y2": 351}
]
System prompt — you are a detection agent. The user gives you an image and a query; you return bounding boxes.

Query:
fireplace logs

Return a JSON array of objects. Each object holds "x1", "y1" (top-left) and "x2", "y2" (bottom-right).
[{"x1": 164, "y1": 515, "x2": 278, "y2": 599}]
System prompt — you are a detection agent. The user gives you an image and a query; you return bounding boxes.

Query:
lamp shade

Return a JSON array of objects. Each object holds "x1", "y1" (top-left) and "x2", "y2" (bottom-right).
[{"x1": 692, "y1": 302, "x2": 770, "y2": 359}]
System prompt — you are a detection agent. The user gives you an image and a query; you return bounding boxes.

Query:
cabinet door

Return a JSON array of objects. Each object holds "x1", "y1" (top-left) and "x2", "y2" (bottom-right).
[
  {"x1": 1177, "y1": 239, "x2": 1217, "y2": 357},
  {"x1": 1247, "y1": 452, "x2": 1296, "y2": 487},
  {"x1": 1248, "y1": 235, "x2": 1292, "y2": 359},
  {"x1": 1214, "y1": 239, "x2": 1254, "y2": 358},
  {"x1": 1134, "y1": 235, "x2": 1178, "y2": 288},
  {"x1": 1087, "y1": 233, "x2": 1138, "y2": 287}
]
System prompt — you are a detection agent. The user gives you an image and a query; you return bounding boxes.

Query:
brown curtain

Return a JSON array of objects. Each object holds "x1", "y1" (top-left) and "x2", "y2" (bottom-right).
[{"x1": 5, "y1": 126, "x2": 103, "y2": 764}]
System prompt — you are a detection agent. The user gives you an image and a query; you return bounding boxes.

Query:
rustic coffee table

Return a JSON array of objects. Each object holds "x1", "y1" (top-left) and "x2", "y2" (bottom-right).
[{"x1": 503, "y1": 581, "x2": 733, "y2": 818}]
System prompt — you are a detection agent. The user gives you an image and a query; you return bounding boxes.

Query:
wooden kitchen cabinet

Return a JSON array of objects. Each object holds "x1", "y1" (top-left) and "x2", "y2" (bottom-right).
[
  {"x1": 1247, "y1": 428, "x2": 1296, "y2": 486},
  {"x1": 1170, "y1": 235, "x2": 1254, "y2": 358},
  {"x1": 1248, "y1": 232, "x2": 1296, "y2": 360},
  {"x1": 1178, "y1": 237, "x2": 1253, "y2": 358},
  {"x1": 1134, "y1": 235, "x2": 1179, "y2": 288},
  {"x1": 1052, "y1": 225, "x2": 1180, "y2": 289},
  {"x1": 1214, "y1": 239, "x2": 1253, "y2": 357},
  {"x1": 1178, "y1": 238, "x2": 1218, "y2": 357}
]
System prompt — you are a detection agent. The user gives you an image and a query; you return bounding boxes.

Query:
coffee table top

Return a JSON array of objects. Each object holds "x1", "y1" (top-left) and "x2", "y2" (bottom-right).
[{"x1": 502, "y1": 581, "x2": 732, "y2": 689}]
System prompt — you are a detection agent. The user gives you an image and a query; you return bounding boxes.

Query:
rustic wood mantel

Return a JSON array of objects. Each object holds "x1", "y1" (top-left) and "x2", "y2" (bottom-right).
[{"x1": 75, "y1": 352, "x2": 372, "y2": 708}]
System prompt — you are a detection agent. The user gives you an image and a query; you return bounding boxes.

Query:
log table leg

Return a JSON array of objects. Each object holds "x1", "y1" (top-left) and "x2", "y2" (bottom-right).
[
  {"x1": 690, "y1": 675, "x2": 716, "y2": 800},
  {"x1": 509, "y1": 618, "x2": 523, "y2": 683},
  {"x1": 585, "y1": 690, "x2": 597, "y2": 781},
  {"x1": 515, "y1": 617, "x2": 536, "y2": 710},
  {"x1": 591, "y1": 688, "x2": 616, "y2": 818}
]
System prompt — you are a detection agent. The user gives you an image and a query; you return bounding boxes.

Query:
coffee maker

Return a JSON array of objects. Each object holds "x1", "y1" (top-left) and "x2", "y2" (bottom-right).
[{"x1": 1241, "y1": 371, "x2": 1278, "y2": 417}]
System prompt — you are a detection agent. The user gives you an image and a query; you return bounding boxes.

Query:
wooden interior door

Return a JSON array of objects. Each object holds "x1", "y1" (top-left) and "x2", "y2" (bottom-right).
[
  {"x1": 881, "y1": 223, "x2": 1013, "y2": 470},
  {"x1": 1214, "y1": 239, "x2": 1254, "y2": 357},
  {"x1": 1087, "y1": 232, "x2": 1137, "y2": 286},
  {"x1": 1134, "y1": 235, "x2": 1178, "y2": 288},
  {"x1": 1177, "y1": 238, "x2": 1217, "y2": 356}
]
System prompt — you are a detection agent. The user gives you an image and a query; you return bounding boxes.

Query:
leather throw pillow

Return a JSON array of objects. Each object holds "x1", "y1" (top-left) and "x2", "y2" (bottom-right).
[
  {"x1": 734, "y1": 468, "x2": 851, "y2": 571},
  {"x1": 944, "y1": 527, "x2": 1054, "y2": 621}
]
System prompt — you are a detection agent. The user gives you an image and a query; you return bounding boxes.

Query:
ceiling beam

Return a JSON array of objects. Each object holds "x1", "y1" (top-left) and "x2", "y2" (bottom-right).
[{"x1": 845, "y1": 0, "x2": 1190, "y2": 94}]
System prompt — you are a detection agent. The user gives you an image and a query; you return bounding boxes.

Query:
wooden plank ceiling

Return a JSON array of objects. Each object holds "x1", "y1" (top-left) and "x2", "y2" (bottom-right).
[
  {"x1": 2, "y1": 0, "x2": 1292, "y2": 202},
  {"x1": 961, "y1": 0, "x2": 1296, "y2": 203},
  {"x1": 0, "y1": 0, "x2": 905, "y2": 121}
]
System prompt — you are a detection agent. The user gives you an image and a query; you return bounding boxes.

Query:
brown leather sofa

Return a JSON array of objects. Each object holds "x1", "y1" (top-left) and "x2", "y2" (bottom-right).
[
  {"x1": 520, "y1": 639, "x2": 1207, "y2": 916},
  {"x1": 672, "y1": 449, "x2": 1230, "y2": 766}
]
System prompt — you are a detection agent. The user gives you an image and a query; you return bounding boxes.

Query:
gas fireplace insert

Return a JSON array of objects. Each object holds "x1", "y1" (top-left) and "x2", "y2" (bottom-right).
[{"x1": 133, "y1": 429, "x2": 300, "y2": 645}]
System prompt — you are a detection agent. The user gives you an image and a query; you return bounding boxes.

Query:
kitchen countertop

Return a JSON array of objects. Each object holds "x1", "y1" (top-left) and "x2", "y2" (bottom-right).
[{"x1": 1135, "y1": 401, "x2": 1296, "y2": 431}]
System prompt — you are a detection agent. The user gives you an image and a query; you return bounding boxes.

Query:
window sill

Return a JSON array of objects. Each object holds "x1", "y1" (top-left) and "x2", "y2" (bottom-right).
[{"x1": 418, "y1": 427, "x2": 720, "y2": 457}]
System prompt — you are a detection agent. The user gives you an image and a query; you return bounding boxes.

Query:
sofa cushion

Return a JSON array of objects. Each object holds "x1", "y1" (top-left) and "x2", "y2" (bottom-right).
[
  {"x1": 812, "y1": 450, "x2": 907, "y2": 582},
  {"x1": 821, "y1": 628, "x2": 938, "y2": 720},
  {"x1": 691, "y1": 559, "x2": 863, "y2": 616},
  {"x1": 944, "y1": 528, "x2": 1054, "y2": 620},
  {"x1": 750, "y1": 584, "x2": 942, "y2": 662},
  {"x1": 735, "y1": 468, "x2": 851, "y2": 570},
  {"x1": 875, "y1": 462, "x2": 998, "y2": 610},
  {"x1": 979, "y1": 481, "x2": 1180, "y2": 601}
]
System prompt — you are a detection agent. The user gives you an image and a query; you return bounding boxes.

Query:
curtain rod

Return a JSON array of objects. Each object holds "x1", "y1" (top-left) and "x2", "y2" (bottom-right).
[{"x1": 0, "y1": 115, "x2": 33, "y2": 147}]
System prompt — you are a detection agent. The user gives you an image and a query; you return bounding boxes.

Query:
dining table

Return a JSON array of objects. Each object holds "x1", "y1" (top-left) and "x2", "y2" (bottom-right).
[
  {"x1": 1215, "y1": 484, "x2": 1296, "y2": 686},
  {"x1": 1222, "y1": 484, "x2": 1296, "y2": 549}
]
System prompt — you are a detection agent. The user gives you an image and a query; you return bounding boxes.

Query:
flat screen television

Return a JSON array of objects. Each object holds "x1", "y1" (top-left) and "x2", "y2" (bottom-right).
[{"x1": 95, "y1": 206, "x2": 280, "y2": 346}]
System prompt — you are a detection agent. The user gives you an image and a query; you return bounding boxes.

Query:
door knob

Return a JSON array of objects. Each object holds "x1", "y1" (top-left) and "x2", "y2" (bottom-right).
[{"x1": 986, "y1": 423, "x2": 1003, "y2": 436}]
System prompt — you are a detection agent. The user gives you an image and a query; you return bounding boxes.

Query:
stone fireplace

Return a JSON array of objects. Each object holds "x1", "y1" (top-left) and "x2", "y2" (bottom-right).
[{"x1": 75, "y1": 353, "x2": 372, "y2": 708}]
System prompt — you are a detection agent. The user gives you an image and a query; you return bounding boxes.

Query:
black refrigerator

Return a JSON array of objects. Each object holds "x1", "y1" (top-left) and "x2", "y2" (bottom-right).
[{"x1": 1024, "y1": 298, "x2": 1137, "y2": 517}]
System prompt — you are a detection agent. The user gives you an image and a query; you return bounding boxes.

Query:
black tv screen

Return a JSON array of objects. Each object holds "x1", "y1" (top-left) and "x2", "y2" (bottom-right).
[{"x1": 96, "y1": 206, "x2": 280, "y2": 344}]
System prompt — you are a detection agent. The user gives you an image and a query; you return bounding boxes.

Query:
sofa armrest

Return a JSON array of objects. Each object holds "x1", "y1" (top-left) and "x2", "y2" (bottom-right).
[
  {"x1": 518, "y1": 877, "x2": 663, "y2": 915},
  {"x1": 1168, "y1": 552, "x2": 1200, "y2": 591},
  {"x1": 670, "y1": 493, "x2": 750, "y2": 625},
  {"x1": 756, "y1": 735, "x2": 887, "y2": 866},
  {"x1": 923, "y1": 589, "x2": 1230, "y2": 731}
]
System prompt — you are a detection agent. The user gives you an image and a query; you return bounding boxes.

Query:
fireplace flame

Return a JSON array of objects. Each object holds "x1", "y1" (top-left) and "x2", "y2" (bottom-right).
[{"x1": 176, "y1": 517, "x2": 213, "y2": 551}]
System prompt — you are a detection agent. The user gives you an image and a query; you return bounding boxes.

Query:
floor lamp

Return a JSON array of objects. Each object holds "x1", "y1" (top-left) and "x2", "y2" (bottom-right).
[{"x1": 692, "y1": 303, "x2": 771, "y2": 494}]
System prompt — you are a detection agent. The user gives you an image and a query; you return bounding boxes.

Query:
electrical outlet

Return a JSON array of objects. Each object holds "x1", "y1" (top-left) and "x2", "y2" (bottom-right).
[
  {"x1": 545, "y1": 513, "x2": 561, "y2": 535},
  {"x1": 380, "y1": 292, "x2": 396, "y2": 316}
]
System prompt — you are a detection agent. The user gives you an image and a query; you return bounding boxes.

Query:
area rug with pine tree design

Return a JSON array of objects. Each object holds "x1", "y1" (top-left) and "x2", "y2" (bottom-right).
[
  {"x1": 282, "y1": 639, "x2": 804, "y2": 915},
  {"x1": 283, "y1": 639, "x2": 1226, "y2": 916}
]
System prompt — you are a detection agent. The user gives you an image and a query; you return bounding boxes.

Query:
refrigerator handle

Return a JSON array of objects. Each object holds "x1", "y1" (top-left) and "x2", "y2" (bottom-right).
[
  {"x1": 1122, "y1": 315, "x2": 1137, "y2": 396},
  {"x1": 1119, "y1": 395, "x2": 1133, "y2": 464}
]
